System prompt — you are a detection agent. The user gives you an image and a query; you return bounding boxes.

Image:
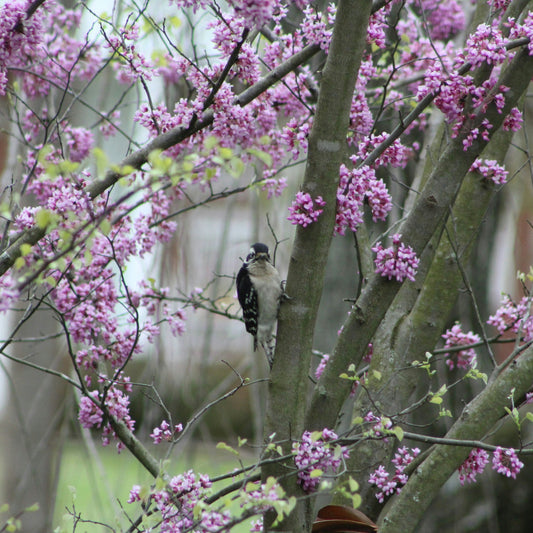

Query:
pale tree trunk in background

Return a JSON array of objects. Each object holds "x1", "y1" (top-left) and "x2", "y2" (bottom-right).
[
  {"x1": 0, "y1": 314, "x2": 69, "y2": 532},
  {"x1": 0, "y1": 93, "x2": 69, "y2": 532}
]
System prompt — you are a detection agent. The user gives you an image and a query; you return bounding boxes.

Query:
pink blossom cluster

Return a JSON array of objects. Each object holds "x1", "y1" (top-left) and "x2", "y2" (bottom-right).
[
  {"x1": 0, "y1": 0, "x2": 101, "y2": 97},
  {"x1": 493, "y1": 447, "x2": 524, "y2": 478},
  {"x1": 281, "y1": 118, "x2": 311, "y2": 160},
  {"x1": 0, "y1": 273, "x2": 19, "y2": 313},
  {"x1": 363, "y1": 411, "x2": 393, "y2": 438},
  {"x1": 128, "y1": 470, "x2": 232, "y2": 531},
  {"x1": 458, "y1": 448, "x2": 490, "y2": 485},
  {"x1": 239, "y1": 479, "x2": 286, "y2": 517},
  {"x1": 470, "y1": 158, "x2": 509, "y2": 185},
  {"x1": 458, "y1": 447, "x2": 524, "y2": 484},
  {"x1": 301, "y1": 5, "x2": 333, "y2": 52},
  {"x1": 228, "y1": 0, "x2": 279, "y2": 30},
  {"x1": 488, "y1": 295, "x2": 533, "y2": 341},
  {"x1": 411, "y1": 8, "x2": 533, "y2": 151},
  {"x1": 150, "y1": 420, "x2": 183, "y2": 444},
  {"x1": 287, "y1": 191, "x2": 326, "y2": 227},
  {"x1": 441, "y1": 324, "x2": 481, "y2": 370},
  {"x1": 105, "y1": 24, "x2": 154, "y2": 85},
  {"x1": 293, "y1": 429, "x2": 349, "y2": 492},
  {"x1": 419, "y1": 0, "x2": 465, "y2": 41},
  {"x1": 508, "y1": 11, "x2": 533, "y2": 55},
  {"x1": 356, "y1": 135, "x2": 414, "y2": 169},
  {"x1": 261, "y1": 175, "x2": 288, "y2": 199},
  {"x1": 335, "y1": 164, "x2": 392, "y2": 235},
  {"x1": 368, "y1": 447, "x2": 420, "y2": 503},
  {"x1": 372, "y1": 234, "x2": 420, "y2": 283},
  {"x1": 78, "y1": 384, "x2": 135, "y2": 451}
]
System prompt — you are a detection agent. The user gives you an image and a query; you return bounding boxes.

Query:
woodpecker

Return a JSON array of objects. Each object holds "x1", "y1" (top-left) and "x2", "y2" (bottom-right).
[{"x1": 236, "y1": 242, "x2": 283, "y2": 368}]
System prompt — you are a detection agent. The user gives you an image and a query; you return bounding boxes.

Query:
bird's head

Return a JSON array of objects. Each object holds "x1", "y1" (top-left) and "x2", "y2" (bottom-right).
[{"x1": 246, "y1": 242, "x2": 271, "y2": 264}]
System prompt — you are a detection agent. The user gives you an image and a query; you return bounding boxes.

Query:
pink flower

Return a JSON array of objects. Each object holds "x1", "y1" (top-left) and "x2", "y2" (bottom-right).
[
  {"x1": 261, "y1": 176, "x2": 288, "y2": 199},
  {"x1": 78, "y1": 391, "x2": 103, "y2": 429},
  {"x1": 368, "y1": 447, "x2": 420, "y2": 503},
  {"x1": 127, "y1": 485, "x2": 142, "y2": 503},
  {"x1": 492, "y1": 447, "x2": 524, "y2": 479},
  {"x1": 287, "y1": 191, "x2": 326, "y2": 227},
  {"x1": 470, "y1": 158, "x2": 508, "y2": 185},
  {"x1": 442, "y1": 324, "x2": 480, "y2": 370},
  {"x1": 488, "y1": 295, "x2": 533, "y2": 341},
  {"x1": 0, "y1": 274, "x2": 19, "y2": 313},
  {"x1": 293, "y1": 429, "x2": 349, "y2": 492},
  {"x1": 458, "y1": 448, "x2": 489, "y2": 485},
  {"x1": 372, "y1": 234, "x2": 419, "y2": 282},
  {"x1": 150, "y1": 420, "x2": 183, "y2": 444},
  {"x1": 314, "y1": 354, "x2": 330, "y2": 380},
  {"x1": 335, "y1": 164, "x2": 392, "y2": 235}
]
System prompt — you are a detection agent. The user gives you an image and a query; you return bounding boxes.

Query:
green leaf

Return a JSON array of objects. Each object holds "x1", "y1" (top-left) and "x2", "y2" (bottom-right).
[
  {"x1": 348, "y1": 477, "x2": 359, "y2": 492},
  {"x1": 352, "y1": 493, "x2": 362, "y2": 508},
  {"x1": 247, "y1": 147, "x2": 273, "y2": 167},
  {"x1": 429, "y1": 395, "x2": 443, "y2": 405},
  {"x1": 35, "y1": 209, "x2": 53, "y2": 229},
  {"x1": 229, "y1": 157, "x2": 245, "y2": 177},
  {"x1": 216, "y1": 441, "x2": 239, "y2": 455},
  {"x1": 155, "y1": 476, "x2": 167, "y2": 492},
  {"x1": 218, "y1": 147, "x2": 233, "y2": 160},
  {"x1": 20, "y1": 243, "x2": 32, "y2": 257},
  {"x1": 24, "y1": 503, "x2": 39, "y2": 513},
  {"x1": 204, "y1": 135, "x2": 219, "y2": 151},
  {"x1": 391, "y1": 425, "x2": 404, "y2": 441},
  {"x1": 310, "y1": 468, "x2": 323, "y2": 478},
  {"x1": 100, "y1": 219, "x2": 111, "y2": 236}
]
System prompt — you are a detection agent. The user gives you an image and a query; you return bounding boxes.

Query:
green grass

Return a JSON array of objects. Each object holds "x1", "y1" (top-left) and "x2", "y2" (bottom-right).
[{"x1": 54, "y1": 439, "x2": 257, "y2": 532}]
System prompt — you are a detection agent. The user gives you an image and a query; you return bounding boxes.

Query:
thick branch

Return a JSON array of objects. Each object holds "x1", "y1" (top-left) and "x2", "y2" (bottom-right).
[
  {"x1": 305, "y1": 44, "x2": 533, "y2": 431},
  {"x1": 379, "y1": 343, "x2": 533, "y2": 532},
  {"x1": 262, "y1": 0, "x2": 372, "y2": 531}
]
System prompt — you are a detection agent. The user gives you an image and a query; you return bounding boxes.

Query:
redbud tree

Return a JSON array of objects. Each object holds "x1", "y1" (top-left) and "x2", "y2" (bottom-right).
[{"x1": 2, "y1": 0, "x2": 533, "y2": 532}]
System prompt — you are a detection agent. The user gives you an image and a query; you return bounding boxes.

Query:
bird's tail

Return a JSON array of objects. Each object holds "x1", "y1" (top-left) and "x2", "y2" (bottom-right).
[{"x1": 261, "y1": 337, "x2": 276, "y2": 369}]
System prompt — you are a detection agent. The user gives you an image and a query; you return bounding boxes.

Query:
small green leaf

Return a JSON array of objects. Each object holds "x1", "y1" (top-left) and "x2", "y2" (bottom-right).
[
  {"x1": 204, "y1": 136, "x2": 219, "y2": 151},
  {"x1": 247, "y1": 147, "x2": 273, "y2": 167},
  {"x1": 310, "y1": 469, "x2": 323, "y2": 478},
  {"x1": 218, "y1": 147, "x2": 233, "y2": 160},
  {"x1": 24, "y1": 503, "x2": 39, "y2": 513},
  {"x1": 100, "y1": 219, "x2": 111, "y2": 236},
  {"x1": 391, "y1": 425, "x2": 404, "y2": 441},
  {"x1": 229, "y1": 157, "x2": 245, "y2": 177},
  {"x1": 430, "y1": 395, "x2": 443, "y2": 405},
  {"x1": 352, "y1": 493, "x2": 362, "y2": 508},
  {"x1": 20, "y1": 243, "x2": 32, "y2": 257},
  {"x1": 35, "y1": 209, "x2": 53, "y2": 229},
  {"x1": 216, "y1": 441, "x2": 239, "y2": 455}
]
